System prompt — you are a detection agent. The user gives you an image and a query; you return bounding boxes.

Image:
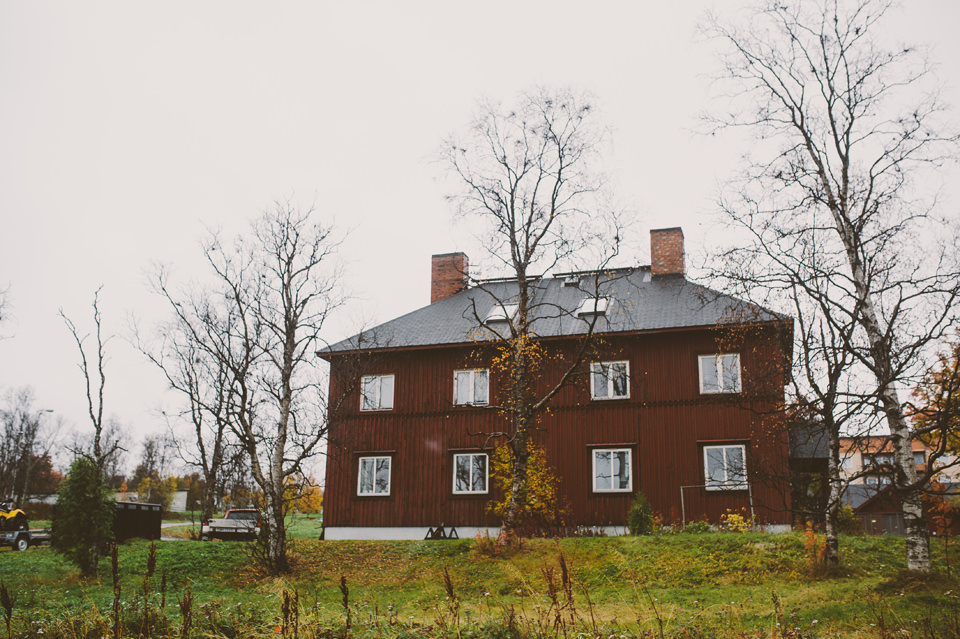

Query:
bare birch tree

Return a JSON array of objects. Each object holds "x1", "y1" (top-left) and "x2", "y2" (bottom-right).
[
  {"x1": 441, "y1": 88, "x2": 623, "y2": 538},
  {"x1": 61, "y1": 288, "x2": 123, "y2": 472},
  {"x1": 713, "y1": 215, "x2": 880, "y2": 563},
  {"x1": 161, "y1": 201, "x2": 342, "y2": 573},
  {"x1": 138, "y1": 269, "x2": 242, "y2": 521},
  {"x1": 705, "y1": 0, "x2": 960, "y2": 573}
]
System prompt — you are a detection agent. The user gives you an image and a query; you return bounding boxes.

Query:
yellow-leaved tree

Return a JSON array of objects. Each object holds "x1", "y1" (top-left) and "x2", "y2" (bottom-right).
[
  {"x1": 911, "y1": 339, "x2": 960, "y2": 460},
  {"x1": 489, "y1": 444, "x2": 570, "y2": 537},
  {"x1": 284, "y1": 475, "x2": 323, "y2": 514}
]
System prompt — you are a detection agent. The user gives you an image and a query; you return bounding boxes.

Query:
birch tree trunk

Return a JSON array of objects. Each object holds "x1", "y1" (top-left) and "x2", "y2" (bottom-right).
[{"x1": 823, "y1": 426, "x2": 842, "y2": 565}]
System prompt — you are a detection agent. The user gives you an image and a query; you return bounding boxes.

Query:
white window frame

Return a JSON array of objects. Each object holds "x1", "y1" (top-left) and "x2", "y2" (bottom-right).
[
  {"x1": 360, "y1": 374, "x2": 394, "y2": 411},
  {"x1": 590, "y1": 361, "x2": 630, "y2": 400},
  {"x1": 357, "y1": 456, "x2": 391, "y2": 496},
  {"x1": 703, "y1": 444, "x2": 748, "y2": 491},
  {"x1": 452, "y1": 452, "x2": 489, "y2": 494},
  {"x1": 592, "y1": 448, "x2": 633, "y2": 493},
  {"x1": 453, "y1": 369, "x2": 489, "y2": 406},
  {"x1": 698, "y1": 354, "x2": 741, "y2": 394}
]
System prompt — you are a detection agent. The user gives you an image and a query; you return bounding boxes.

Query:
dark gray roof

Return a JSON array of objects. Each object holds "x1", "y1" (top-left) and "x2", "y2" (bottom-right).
[
  {"x1": 843, "y1": 481, "x2": 960, "y2": 511},
  {"x1": 323, "y1": 267, "x2": 786, "y2": 354},
  {"x1": 842, "y1": 484, "x2": 884, "y2": 509}
]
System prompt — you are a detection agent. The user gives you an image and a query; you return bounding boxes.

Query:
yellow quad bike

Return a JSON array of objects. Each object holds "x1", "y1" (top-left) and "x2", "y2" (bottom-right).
[{"x1": 0, "y1": 503, "x2": 29, "y2": 532}]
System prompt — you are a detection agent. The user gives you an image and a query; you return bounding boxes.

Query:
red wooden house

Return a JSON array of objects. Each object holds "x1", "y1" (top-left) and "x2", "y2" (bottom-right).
[{"x1": 320, "y1": 228, "x2": 793, "y2": 539}]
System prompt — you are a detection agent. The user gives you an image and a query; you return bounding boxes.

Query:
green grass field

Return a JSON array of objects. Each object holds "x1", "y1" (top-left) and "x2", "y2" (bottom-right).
[{"x1": 0, "y1": 522, "x2": 956, "y2": 638}]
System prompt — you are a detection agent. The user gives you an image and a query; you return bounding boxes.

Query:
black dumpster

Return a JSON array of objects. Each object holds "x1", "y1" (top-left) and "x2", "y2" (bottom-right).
[{"x1": 114, "y1": 501, "x2": 161, "y2": 541}]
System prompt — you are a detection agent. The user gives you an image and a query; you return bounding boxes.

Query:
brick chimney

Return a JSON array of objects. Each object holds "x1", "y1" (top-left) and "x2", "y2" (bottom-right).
[
  {"x1": 431, "y1": 252, "x2": 469, "y2": 303},
  {"x1": 650, "y1": 227, "x2": 684, "y2": 277}
]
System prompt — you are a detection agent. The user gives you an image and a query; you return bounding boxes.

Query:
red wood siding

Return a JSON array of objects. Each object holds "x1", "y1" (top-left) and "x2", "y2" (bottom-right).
[{"x1": 323, "y1": 324, "x2": 791, "y2": 530}]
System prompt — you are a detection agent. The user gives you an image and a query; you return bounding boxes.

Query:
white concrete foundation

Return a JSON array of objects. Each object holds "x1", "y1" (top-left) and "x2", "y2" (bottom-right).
[
  {"x1": 324, "y1": 526, "x2": 500, "y2": 541},
  {"x1": 323, "y1": 523, "x2": 790, "y2": 540}
]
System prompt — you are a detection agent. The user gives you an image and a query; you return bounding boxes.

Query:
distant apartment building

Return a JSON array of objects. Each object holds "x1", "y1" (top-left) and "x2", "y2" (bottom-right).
[{"x1": 839, "y1": 436, "x2": 958, "y2": 486}]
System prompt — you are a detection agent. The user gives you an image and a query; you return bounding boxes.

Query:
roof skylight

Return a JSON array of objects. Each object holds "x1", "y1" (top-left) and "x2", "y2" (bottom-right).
[
  {"x1": 576, "y1": 297, "x2": 609, "y2": 316},
  {"x1": 485, "y1": 303, "x2": 518, "y2": 323}
]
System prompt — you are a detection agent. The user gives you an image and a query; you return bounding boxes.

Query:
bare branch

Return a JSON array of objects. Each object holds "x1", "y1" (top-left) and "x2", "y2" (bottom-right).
[{"x1": 59, "y1": 287, "x2": 119, "y2": 472}]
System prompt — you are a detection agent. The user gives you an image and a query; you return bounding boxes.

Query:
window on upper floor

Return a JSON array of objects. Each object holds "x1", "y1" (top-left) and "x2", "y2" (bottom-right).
[
  {"x1": 699, "y1": 354, "x2": 741, "y2": 394},
  {"x1": 590, "y1": 361, "x2": 629, "y2": 400},
  {"x1": 864, "y1": 453, "x2": 895, "y2": 468},
  {"x1": 360, "y1": 374, "x2": 394, "y2": 411},
  {"x1": 358, "y1": 456, "x2": 391, "y2": 496},
  {"x1": 913, "y1": 451, "x2": 925, "y2": 465},
  {"x1": 454, "y1": 369, "x2": 489, "y2": 406},
  {"x1": 453, "y1": 452, "x2": 488, "y2": 494},
  {"x1": 704, "y1": 444, "x2": 748, "y2": 491},
  {"x1": 593, "y1": 448, "x2": 632, "y2": 492}
]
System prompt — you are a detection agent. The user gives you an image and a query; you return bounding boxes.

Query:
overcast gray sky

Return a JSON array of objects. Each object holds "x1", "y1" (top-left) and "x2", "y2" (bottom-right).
[{"x1": 2, "y1": 1, "x2": 958, "y2": 469}]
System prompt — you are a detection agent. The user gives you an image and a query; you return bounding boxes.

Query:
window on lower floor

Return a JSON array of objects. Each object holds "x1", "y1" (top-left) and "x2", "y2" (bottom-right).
[
  {"x1": 454, "y1": 369, "x2": 489, "y2": 406},
  {"x1": 453, "y1": 452, "x2": 488, "y2": 494},
  {"x1": 358, "y1": 456, "x2": 391, "y2": 496},
  {"x1": 361, "y1": 374, "x2": 394, "y2": 411},
  {"x1": 704, "y1": 444, "x2": 747, "y2": 491},
  {"x1": 865, "y1": 474, "x2": 892, "y2": 487},
  {"x1": 593, "y1": 448, "x2": 632, "y2": 492},
  {"x1": 590, "y1": 361, "x2": 629, "y2": 400},
  {"x1": 699, "y1": 354, "x2": 741, "y2": 394}
]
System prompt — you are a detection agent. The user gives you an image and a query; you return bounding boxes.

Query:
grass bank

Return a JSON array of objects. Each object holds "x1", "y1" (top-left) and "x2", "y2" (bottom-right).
[{"x1": 0, "y1": 530, "x2": 956, "y2": 637}]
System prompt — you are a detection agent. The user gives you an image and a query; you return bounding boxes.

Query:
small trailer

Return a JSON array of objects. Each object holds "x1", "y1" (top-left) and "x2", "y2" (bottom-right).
[{"x1": 0, "y1": 529, "x2": 50, "y2": 551}]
